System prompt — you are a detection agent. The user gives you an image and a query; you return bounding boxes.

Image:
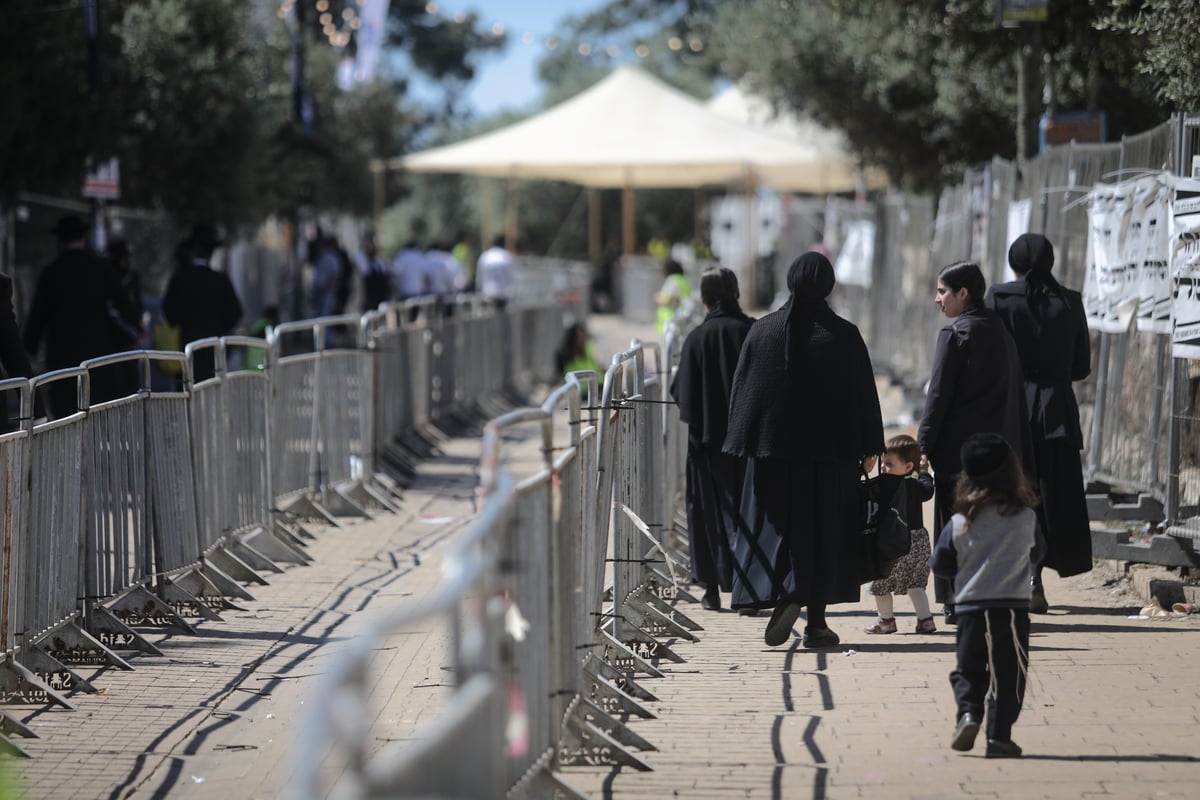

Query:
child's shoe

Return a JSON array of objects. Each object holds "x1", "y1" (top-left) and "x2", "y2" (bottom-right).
[
  {"x1": 864, "y1": 617, "x2": 897, "y2": 634},
  {"x1": 914, "y1": 617, "x2": 937, "y2": 634}
]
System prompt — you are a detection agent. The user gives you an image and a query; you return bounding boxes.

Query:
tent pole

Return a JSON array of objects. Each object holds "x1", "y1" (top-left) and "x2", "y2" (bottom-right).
[
  {"x1": 744, "y1": 167, "x2": 758, "y2": 307},
  {"x1": 622, "y1": 176, "x2": 635, "y2": 255},
  {"x1": 693, "y1": 187, "x2": 704, "y2": 254},
  {"x1": 480, "y1": 176, "x2": 494, "y2": 246},
  {"x1": 370, "y1": 159, "x2": 385, "y2": 234},
  {"x1": 588, "y1": 188, "x2": 602, "y2": 263},
  {"x1": 505, "y1": 178, "x2": 519, "y2": 250}
]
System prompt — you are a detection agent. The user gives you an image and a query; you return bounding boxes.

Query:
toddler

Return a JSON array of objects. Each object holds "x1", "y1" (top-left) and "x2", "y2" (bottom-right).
[
  {"x1": 864, "y1": 434, "x2": 937, "y2": 634},
  {"x1": 931, "y1": 433, "x2": 1042, "y2": 758}
]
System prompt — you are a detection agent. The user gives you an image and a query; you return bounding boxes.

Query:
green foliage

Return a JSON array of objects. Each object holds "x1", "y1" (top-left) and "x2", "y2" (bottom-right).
[
  {"x1": 0, "y1": 0, "x2": 497, "y2": 228},
  {"x1": 1101, "y1": 0, "x2": 1200, "y2": 109}
]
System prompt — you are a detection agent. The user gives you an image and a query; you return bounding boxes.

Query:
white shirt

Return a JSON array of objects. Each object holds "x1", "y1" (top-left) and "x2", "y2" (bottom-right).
[
  {"x1": 423, "y1": 249, "x2": 454, "y2": 295},
  {"x1": 476, "y1": 245, "x2": 515, "y2": 300},
  {"x1": 392, "y1": 247, "x2": 428, "y2": 298}
]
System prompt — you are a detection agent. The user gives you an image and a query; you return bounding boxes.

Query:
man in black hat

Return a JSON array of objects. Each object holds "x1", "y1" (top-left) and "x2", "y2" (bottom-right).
[
  {"x1": 161, "y1": 222, "x2": 244, "y2": 382},
  {"x1": 24, "y1": 213, "x2": 139, "y2": 417}
]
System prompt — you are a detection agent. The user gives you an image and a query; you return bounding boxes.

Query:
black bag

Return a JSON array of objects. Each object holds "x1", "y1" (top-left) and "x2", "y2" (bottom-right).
[{"x1": 858, "y1": 469, "x2": 913, "y2": 582}]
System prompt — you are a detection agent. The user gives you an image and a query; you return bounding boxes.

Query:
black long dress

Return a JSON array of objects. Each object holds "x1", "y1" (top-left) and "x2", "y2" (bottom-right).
[
  {"x1": 670, "y1": 308, "x2": 754, "y2": 591},
  {"x1": 987, "y1": 276, "x2": 1093, "y2": 577},
  {"x1": 918, "y1": 304, "x2": 1033, "y2": 602},
  {"x1": 723, "y1": 299, "x2": 884, "y2": 611}
]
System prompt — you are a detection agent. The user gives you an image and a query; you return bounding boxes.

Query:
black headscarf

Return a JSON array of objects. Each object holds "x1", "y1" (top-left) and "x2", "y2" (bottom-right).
[
  {"x1": 784, "y1": 251, "x2": 835, "y2": 373},
  {"x1": 1008, "y1": 233, "x2": 1066, "y2": 336}
]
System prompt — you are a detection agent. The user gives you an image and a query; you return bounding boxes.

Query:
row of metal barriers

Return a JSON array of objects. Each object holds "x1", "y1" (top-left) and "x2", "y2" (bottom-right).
[
  {"x1": 293, "y1": 301, "x2": 709, "y2": 798},
  {"x1": 0, "y1": 293, "x2": 564, "y2": 758}
]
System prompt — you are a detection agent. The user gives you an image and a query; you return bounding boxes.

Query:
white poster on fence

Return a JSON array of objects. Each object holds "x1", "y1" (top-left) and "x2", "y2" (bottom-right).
[
  {"x1": 1003, "y1": 198, "x2": 1032, "y2": 282},
  {"x1": 1135, "y1": 176, "x2": 1173, "y2": 333},
  {"x1": 1170, "y1": 177, "x2": 1200, "y2": 358},
  {"x1": 833, "y1": 219, "x2": 874, "y2": 288},
  {"x1": 1085, "y1": 185, "x2": 1128, "y2": 332}
]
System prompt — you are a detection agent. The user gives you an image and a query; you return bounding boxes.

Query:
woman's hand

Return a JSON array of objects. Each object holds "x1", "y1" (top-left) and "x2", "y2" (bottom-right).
[{"x1": 862, "y1": 454, "x2": 878, "y2": 474}]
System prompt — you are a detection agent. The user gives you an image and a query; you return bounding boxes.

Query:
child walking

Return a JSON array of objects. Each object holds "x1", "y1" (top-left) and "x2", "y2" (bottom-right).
[
  {"x1": 864, "y1": 434, "x2": 937, "y2": 634},
  {"x1": 930, "y1": 433, "x2": 1042, "y2": 758}
]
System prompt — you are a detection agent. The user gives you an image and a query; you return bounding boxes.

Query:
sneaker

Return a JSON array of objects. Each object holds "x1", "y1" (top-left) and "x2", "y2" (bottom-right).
[
  {"x1": 915, "y1": 617, "x2": 937, "y2": 634},
  {"x1": 864, "y1": 617, "x2": 897, "y2": 634},
  {"x1": 764, "y1": 601, "x2": 803, "y2": 646},
  {"x1": 950, "y1": 713, "x2": 980, "y2": 751},
  {"x1": 985, "y1": 738, "x2": 1023, "y2": 758}
]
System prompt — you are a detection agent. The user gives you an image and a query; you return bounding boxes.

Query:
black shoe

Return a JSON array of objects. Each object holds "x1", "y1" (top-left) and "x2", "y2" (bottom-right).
[
  {"x1": 943, "y1": 605, "x2": 958, "y2": 626},
  {"x1": 738, "y1": 607, "x2": 760, "y2": 617},
  {"x1": 985, "y1": 738, "x2": 1023, "y2": 758},
  {"x1": 950, "y1": 713, "x2": 980, "y2": 751},
  {"x1": 1030, "y1": 583, "x2": 1049, "y2": 614},
  {"x1": 801, "y1": 626, "x2": 840, "y2": 648},
  {"x1": 701, "y1": 586, "x2": 721, "y2": 611},
  {"x1": 764, "y1": 601, "x2": 803, "y2": 646}
]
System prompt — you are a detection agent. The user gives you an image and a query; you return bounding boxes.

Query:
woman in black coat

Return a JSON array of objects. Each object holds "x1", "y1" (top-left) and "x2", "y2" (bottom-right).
[
  {"x1": 918, "y1": 260, "x2": 1032, "y2": 622},
  {"x1": 670, "y1": 268, "x2": 754, "y2": 611},
  {"x1": 986, "y1": 233, "x2": 1092, "y2": 611},
  {"x1": 723, "y1": 252, "x2": 884, "y2": 648}
]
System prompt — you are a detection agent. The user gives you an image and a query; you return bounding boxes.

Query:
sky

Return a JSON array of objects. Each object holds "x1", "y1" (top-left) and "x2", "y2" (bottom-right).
[{"x1": 435, "y1": 1, "x2": 611, "y2": 116}]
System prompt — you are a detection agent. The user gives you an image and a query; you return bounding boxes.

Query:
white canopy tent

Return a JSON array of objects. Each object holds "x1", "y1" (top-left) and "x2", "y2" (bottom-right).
[
  {"x1": 387, "y1": 65, "x2": 881, "y2": 297},
  {"x1": 395, "y1": 64, "x2": 863, "y2": 191},
  {"x1": 704, "y1": 83, "x2": 887, "y2": 195}
]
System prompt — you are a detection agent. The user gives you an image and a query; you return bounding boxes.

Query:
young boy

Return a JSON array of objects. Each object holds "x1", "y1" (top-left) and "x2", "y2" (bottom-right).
[{"x1": 930, "y1": 433, "x2": 1043, "y2": 758}]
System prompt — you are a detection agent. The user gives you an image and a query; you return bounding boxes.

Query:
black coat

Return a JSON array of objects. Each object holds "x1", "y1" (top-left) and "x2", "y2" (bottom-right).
[
  {"x1": 0, "y1": 274, "x2": 33, "y2": 381},
  {"x1": 162, "y1": 260, "x2": 243, "y2": 347},
  {"x1": 918, "y1": 305, "x2": 1033, "y2": 478},
  {"x1": 670, "y1": 308, "x2": 754, "y2": 446},
  {"x1": 23, "y1": 247, "x2": 137, "y2": 371},
  {"x1": 986, "y1": 279, "x2": 1091, "y2": 446},
  {"x1": 723, "y1": 301, "x2": 883, "y2": 463}
]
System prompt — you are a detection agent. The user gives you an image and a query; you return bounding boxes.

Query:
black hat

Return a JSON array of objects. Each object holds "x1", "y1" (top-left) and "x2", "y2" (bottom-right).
[
  {"x1": 187, "y1": 222, "x2": 223, "y2": 251},
  {"x1": 960, "y1": 433, "x2": 1012, "y2": 479},
  {"x1": 52, "y1": 214, "x2": 88, "y2": 243}
]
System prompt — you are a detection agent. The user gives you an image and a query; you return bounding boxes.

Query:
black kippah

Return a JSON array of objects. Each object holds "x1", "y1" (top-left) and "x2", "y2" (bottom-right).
[{"x1": 960, "y1": 433, "x2": 1012, "y2": 478}]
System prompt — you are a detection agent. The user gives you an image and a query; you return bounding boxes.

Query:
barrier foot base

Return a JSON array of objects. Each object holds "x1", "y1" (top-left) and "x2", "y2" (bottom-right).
[
  {"x1": 86, "y1": 604, "x2": 164, "y2": 657},
  {"x1": 18, "y1": 647, "x2": 98, "y2": 696},
  {"x1": 242, "y1": 525, "x2": 311, "y2": 565},
  {"x1": 0, "y1": 658, "x2": 75, "y2": 709},
  {"x1": 360, "y1": 478, "x2": 401, "y2": 512},
  {"x1": 275, "y1": 518, "x2": 316, "y2": 545},
  {"x1": 596, "y1": 631, "x2": 664, "y2": 678},
  {"x1": 0, "y1": 732, "x2": 30, "y2": 758},
  {"x1": 281, "y1": 494, "x2": 341, "y2": 527},
  {"x1": 639, "y1": 588, "x2": 703, "y2": 633},
  {"x1": 162, "y1": 575, "x2": 225, "y2": 621},
  {"x1": 622, "y1": 593, "x2": 699, "y2": 643},
  {"x1": 198, "y1": 561, "x2": 255, "y2": 603},
  {"x1": 577, "y1": 697, "x2": 657, "y2": 750},
  {"x1": 645, "y1": 565, "x2": 700, "y2": 605},
  {"x1": 583, "y1": 651, "x2": 658, "y2": 702},
  {"x1": 205, "y1": 545, "x2": 270, "y2": 586},
  {"x1": 510, "y1": 766, "x2": 590, "y2": 800},
  {"x1": 371, "y1": 470, "x2": 406, "y2": 504},
  {"x1": 326, "y1": 483, "x2": 372, "y2": 518},
  {"x1": 227, "y1": 537, "x2": 286, "y2": 574},
  {"x1": 581, "y1": 666, "x2": 656, "y2": 720},
  {"x1": 108, "y1": 584, "x2": 198, "y2": 635},
  {"x1": 35, "y1": 620, "x2": 134, "y2": 672},
  {"x1": 558, "y1": 709, "x2": 653, "y2": 771},
  {"x1": 1, "y1": 710, "x2": 36, "y2": 739}
]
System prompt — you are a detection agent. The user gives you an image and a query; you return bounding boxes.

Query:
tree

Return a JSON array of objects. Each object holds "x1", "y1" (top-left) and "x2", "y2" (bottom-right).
[
  {"x1": 1101, "y1": 0, "x2": 1200, "y2": 110},
  {"x1": 713, "y1": 1, "x2": 1166, "y2": 191}
]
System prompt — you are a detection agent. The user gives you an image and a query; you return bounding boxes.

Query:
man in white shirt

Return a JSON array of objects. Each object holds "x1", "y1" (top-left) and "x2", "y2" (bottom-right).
[
  {"x1": 392, "y1": 240, "x2": 428, "y2": 300},
  {"x1": 476, "y1": 234, "x2": 515, "y2": 309}
]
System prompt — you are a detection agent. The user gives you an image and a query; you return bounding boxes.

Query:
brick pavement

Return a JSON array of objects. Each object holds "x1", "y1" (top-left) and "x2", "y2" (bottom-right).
[{"x1": 8, "y1": 310, "x2": 1200, "y2": 800}]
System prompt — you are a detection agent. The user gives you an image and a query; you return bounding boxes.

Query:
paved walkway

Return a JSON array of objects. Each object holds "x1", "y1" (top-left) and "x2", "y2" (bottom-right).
[{"x1": 9, "y1": 312, "x2": 1200, "y2": 799}]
